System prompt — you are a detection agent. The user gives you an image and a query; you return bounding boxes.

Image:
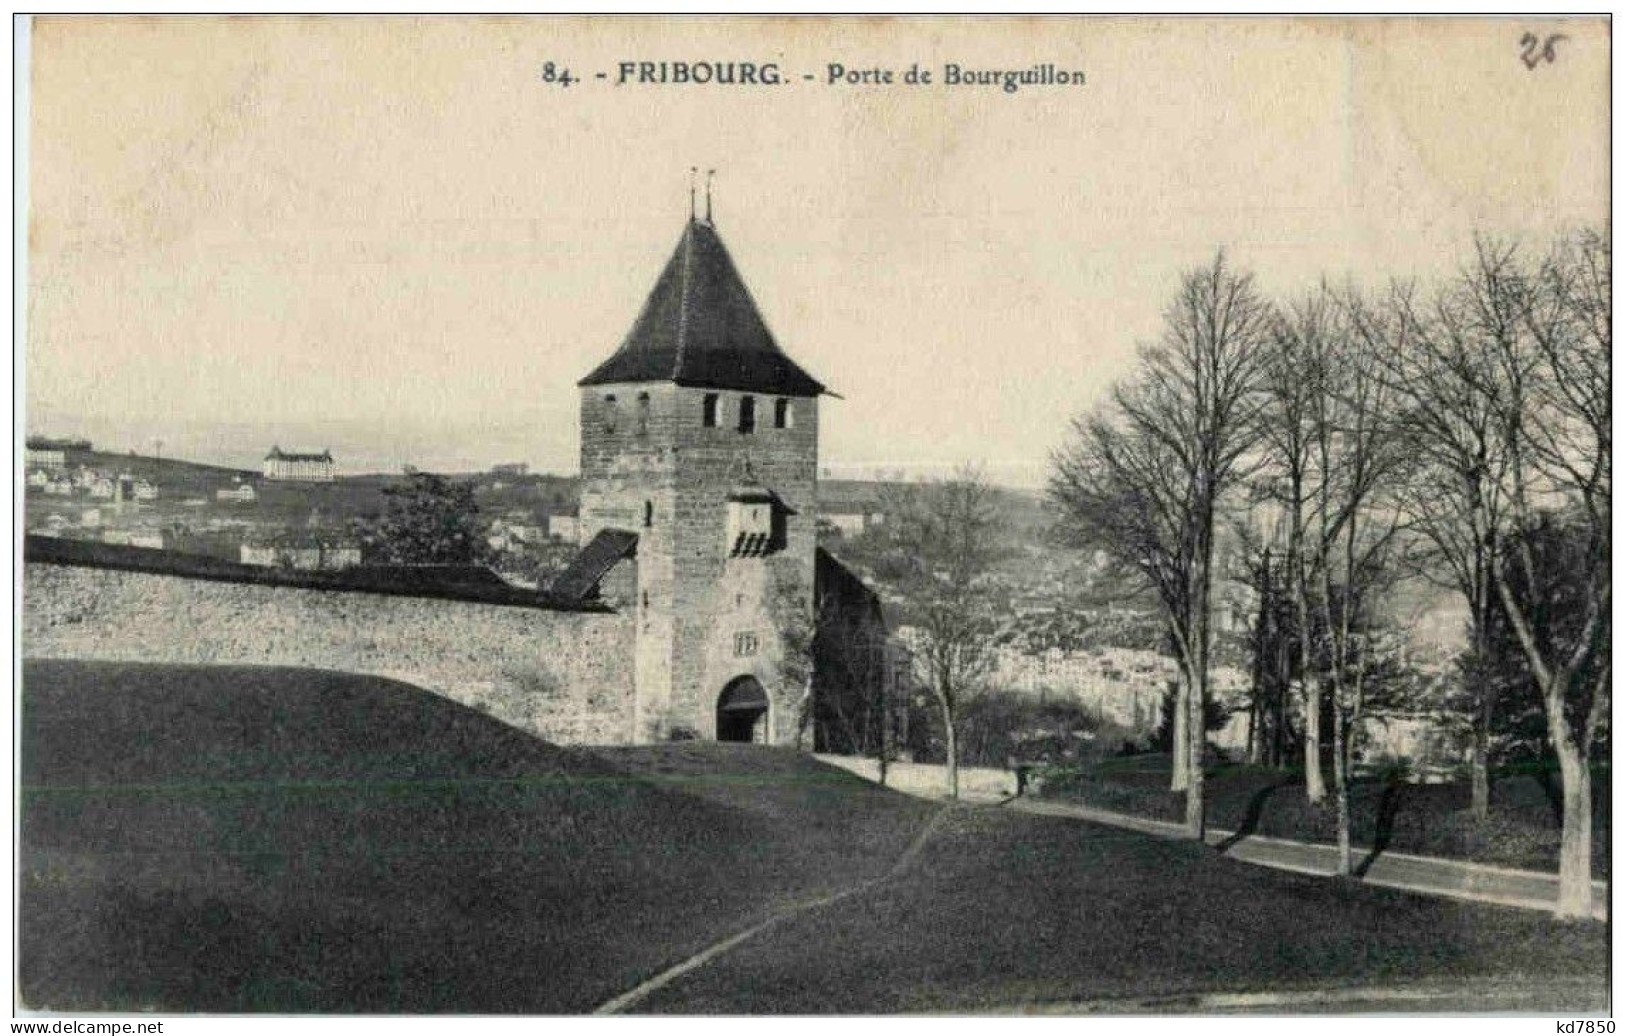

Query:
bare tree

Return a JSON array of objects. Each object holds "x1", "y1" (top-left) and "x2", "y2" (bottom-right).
[
  {"x1": 1052, "y1": 252, "x2": 1269, "y2": 837},
  {"x1": 1391, "y1": 232, "x2": 1607, "y2": 917},
  {"x1": 1312, "y1": 289, "x2": 1410, "y2": 873},
  {"x1": 1474, "y1": 232, "x2": 1609, "y2": 918},
  {"x1": 882, "y1": 467, "x2": 1005, "y2": 799},
  {"x1": 1381, "y1": 277, "x2": 1510, "y2": 822},
  {"x1": 1257, "y1": 293, "x2": 1336, "y2": 802},
  {"x1": 1052, "y1": 393, "x2": 1196, "y2": 792}
]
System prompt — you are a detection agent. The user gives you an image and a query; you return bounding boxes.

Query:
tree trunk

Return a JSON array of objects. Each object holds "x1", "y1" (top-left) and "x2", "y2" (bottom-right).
[
  {"x1": 1272, "y1": 636, "x2": 1290, "y2": 768},
  {"x1": 1467, "y1": 593, "x2": 1493, "y2": 821},
  {"x1": 1303, "y1": 676, "x2": 1325, "y2": 801},
  {"x1": 941, "y1": 699, "x2": 959, "y2": 801},
  {"x1": 1185, "y1": 593, "x2": 1208, "y2": 842},
  {"x1": 1553, "y1": 733, "x2": 1593, "y2": 919},
  {"x1": 1170, "y1": 674, "x2": 1189, "y2": 792},
  {"x1": 1296, "y1": 554, "x2": 1324, "y2": 802},
  {"x1": 1489, "y1": 558, "x2": 1602, "y2": 920},
  {"x1": 1469, "y1": 717, "x2": 1491, "y2": 823},
  {"x1": 1250, "y1": 548, "x2": 1270, "y2": 768},
  {"x1": 876, "y1": 670, "x2": 890, "y2": 788},
  {"x1": 1245, "y1": 677, "x2": 1264, "y2": 766},
  {"x1": 1289, "y1": 498, "x2": 1323, "y2": 800},
  {"x1": 1332, "y1": 705, "x2": 1351, "y2": 876},
  {"x1": 1185, "y1": 667, "x2": 1205, "y2": 840},
  {"x1": 1244, "y1": 698, "x2": 1258, "y2": 765}
]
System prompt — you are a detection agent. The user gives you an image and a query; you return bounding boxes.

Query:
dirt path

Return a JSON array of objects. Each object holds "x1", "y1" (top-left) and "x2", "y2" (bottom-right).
[{"x1": 592, "y1": 803, "x2": 955, "y2": 1015}]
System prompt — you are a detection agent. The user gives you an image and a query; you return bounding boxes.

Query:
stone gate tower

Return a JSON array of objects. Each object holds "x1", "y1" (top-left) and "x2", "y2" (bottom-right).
[{"x1": 576, "y1": 211, "x2": 826, "y2": 745}]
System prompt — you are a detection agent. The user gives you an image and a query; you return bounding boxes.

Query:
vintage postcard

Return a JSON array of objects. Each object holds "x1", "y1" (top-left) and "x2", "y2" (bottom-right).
[{"x1": 16, "y1": 14, "x2": 1611, "y2": 1019}]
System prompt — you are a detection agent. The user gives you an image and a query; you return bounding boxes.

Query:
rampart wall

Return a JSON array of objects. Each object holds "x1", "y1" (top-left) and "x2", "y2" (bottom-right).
[{"x1": 23, "y1": 559, "x2": 638, "y2": 745}]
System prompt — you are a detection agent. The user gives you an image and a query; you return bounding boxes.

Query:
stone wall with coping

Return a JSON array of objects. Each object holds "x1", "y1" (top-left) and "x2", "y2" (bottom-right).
[{"x1": 23, "y1": 561, "x2": 637, "y2": 745}]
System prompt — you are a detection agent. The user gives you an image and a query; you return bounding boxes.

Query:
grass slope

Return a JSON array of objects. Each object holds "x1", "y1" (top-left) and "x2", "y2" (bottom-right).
[
  {"x1": 19, "y1": 661, "x2": 934, "y2": 1013},
  {"x1": 635, "y1": 807, "x2": 1609, "y2": 1014},
  {"x1": 1040, "y1": 754, "x2": 1609, "y2": 876}
]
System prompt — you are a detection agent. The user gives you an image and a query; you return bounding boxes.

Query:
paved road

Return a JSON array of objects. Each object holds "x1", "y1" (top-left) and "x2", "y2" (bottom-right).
[{"x1": 1009, "y1": 797, "x2": 1609, "y2": 921}]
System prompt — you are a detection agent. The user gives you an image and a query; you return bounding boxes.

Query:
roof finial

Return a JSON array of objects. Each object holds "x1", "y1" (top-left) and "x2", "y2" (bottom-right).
[
  {"x1": 688, "y1": 167, "x2": 697, "y2": 222},
  {"x1": 705, "y1": 168, "x2": 715, "y2": 224}
]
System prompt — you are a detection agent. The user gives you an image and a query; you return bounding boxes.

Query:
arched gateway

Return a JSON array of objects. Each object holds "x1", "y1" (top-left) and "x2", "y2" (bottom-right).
[{"x1": 716, "y1": 676, "x2": 769, "y2": 743}]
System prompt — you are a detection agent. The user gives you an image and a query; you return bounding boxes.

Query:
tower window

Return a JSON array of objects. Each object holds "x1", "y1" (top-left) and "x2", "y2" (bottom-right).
[
  {"x1": 738, "y1": 396, "x2": 756, "y2": 434},
  {"x1": 702, "y1": 393, "x2": 720, "y2": 428},
  {"x1": 603, "y1": 394, "x2": 618, "y2": 433},
  {"x1": 643, "y1": 500, "x2": 653, "y2": 528},
  {"x1": 774, "y1": 398, "x2": 793, "y2": 429},
  {"x1": 636, "y1": 392, "x2": 650, "y2": 435}
]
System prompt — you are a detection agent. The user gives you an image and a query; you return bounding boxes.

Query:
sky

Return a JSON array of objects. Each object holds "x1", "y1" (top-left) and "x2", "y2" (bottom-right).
[{"x1": 23, "y1": 17, "x2": 1609, "y2": 486}]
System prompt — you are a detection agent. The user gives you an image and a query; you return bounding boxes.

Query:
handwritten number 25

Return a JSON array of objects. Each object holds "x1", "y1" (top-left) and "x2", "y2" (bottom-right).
[{"x1": 1520, "y1": 32, "x2": 1567, "y2": 70}]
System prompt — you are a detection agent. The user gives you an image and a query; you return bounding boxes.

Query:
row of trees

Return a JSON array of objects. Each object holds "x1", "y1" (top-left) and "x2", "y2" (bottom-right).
[{"x1": 1047, "y1": 230, "x2": 1608, "y2": 918}]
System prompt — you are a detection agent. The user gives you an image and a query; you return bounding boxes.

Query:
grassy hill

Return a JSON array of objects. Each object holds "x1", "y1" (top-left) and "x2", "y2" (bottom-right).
[
  {"x1": 76, "y1": 449, "x2": 254, "y2": 491},
  {"x1": 21, "y1": 661, "x2": 1606, "y2": 1014},
  {"x1": 631, "y1": 804, "x2": 1607, "y2": 1013},
  {"x1": 19, "y1": 661, "x2": 933, "y2": 1013}
]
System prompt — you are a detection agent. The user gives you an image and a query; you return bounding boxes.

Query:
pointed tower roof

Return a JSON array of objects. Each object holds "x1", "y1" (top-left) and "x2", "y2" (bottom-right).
[{"x1": 579, "y1": 218, "x2": 826, "y2": 396}]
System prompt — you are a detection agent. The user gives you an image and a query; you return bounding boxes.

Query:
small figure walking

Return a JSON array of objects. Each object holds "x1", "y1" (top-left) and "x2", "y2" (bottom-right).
[{"x1": 1010, "y1": 757, "x2": 1032, "y2": 797}]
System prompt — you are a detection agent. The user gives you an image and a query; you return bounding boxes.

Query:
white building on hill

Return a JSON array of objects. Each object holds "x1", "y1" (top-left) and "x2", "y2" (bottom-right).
[
  {"x1": 263, "y1": 446, "x2": 336, "y2": 482},
  {"x1": 25, "y1": 436, "x2": 89, "y2": 469}
]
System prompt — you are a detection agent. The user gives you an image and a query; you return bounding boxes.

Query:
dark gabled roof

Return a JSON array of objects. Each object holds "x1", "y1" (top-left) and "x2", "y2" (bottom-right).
[
  {"x1": 549, "y1": 528, "x2": 639, "y2": 605},
  {"x1": 266, "y1": 446, "x2": 334, "y2": 463},
  {"x1": 579, "y1": 219, "x2": 826, "y2": 397},
  {"x1": 26, "y1": 436, "x2": 91, "y2": 451},
  {"x1": 815, "y1": 546, "x2": 883, "y2": 624}
]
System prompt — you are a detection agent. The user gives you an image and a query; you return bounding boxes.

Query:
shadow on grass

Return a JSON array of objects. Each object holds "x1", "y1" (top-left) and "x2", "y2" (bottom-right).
[
  {"x1": 1354, "y1": 775, "x2": 1405, "y2": 878},
  {"x1": 1214, "y1": 775, "x2": 1295, "y2": 853}
]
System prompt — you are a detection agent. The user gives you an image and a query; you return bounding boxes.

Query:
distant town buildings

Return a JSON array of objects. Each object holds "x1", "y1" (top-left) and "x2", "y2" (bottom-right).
[
  {"x1": 24, "y1": 435, "x2": 90, "y2": 468},
  {"x1": 487, "y1": 517, "x2": 546, "y2": 553},
  {"x1": 548, "y1": 514, "x2": 580, "y2": 542},
  {"x1": 819, "y1": 507, "x2": 885, "y2": 538},
  {"x1": 26, "y1": 445, "x2": 66, "y2": 469},
  {"x1": 896, "y1": 625, "x2": 1249, "y2": 739},
  {"x1": 263, "y1": 446, "x2": 336, "y2": 482},
  {"x1": 215, "y1": 483, "x2": 258, "y2": 504},
  {"x1": 240, "y1": 533, "x2": 361, "y2": 571},
  {"x1": 817, "y1": 486, "x2": 888, "y2": 539},
  {"x1": 491, "y1": 462, "x2": 530, "y2": 477},
  {"x1": 102, "y1": 528, "x2": 166, "y2": 550}
]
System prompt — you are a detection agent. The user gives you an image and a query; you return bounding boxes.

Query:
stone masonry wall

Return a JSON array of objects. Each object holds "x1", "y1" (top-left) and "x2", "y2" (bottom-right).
[
  {"x1": 578, "y1": 382, "x2": 680, "y2": 741},
  {"x1": 576, "y1": 382, "x2": 819, "y2": 745},
  {"x1": 23, "y1": 562, "x2": 638, "y2": 745},
  {"x1": 672, "y1": 386, "x2": 818, "y2": 745}
]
